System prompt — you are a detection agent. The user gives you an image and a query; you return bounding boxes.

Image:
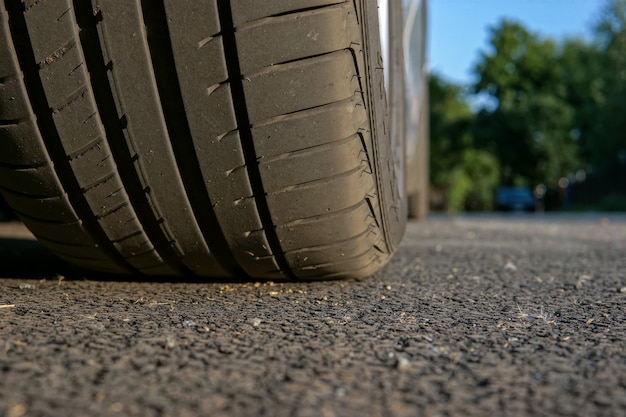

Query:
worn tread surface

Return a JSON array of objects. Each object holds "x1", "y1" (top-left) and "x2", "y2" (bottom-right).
[{"x1": 0, "y1": 0, "x2": 405, "y2": 280}]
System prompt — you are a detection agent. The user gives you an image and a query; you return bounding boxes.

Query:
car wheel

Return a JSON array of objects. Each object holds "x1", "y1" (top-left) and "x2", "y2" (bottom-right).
[{"x1": 0, "y1": 0, "x2": 406, "y2": 280}]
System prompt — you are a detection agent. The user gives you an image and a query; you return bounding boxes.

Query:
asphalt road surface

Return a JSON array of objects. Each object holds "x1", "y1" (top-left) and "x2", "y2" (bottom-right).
[{"x1": 1, "y1": 214, "x2": 625, "y2": 417}]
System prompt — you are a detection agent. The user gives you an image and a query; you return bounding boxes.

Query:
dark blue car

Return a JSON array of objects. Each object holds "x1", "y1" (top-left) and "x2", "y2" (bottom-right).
[{"x1": 496, "y1": 187, "x2": 536, "y2": 212}]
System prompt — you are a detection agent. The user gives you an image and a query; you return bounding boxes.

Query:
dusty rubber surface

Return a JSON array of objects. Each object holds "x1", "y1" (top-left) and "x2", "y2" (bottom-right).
[
  {"x1": 1, "y1": 0, "x2": 402, "y2": 280},
  {"x1": 1, "y1": 214, "x2": 625, "y2": 417}
]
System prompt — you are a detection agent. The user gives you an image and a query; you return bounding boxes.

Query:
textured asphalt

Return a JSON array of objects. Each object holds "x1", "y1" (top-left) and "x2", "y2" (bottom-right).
[{"x1": 1, "y1": 214, "x2": 625, "y2": 417}]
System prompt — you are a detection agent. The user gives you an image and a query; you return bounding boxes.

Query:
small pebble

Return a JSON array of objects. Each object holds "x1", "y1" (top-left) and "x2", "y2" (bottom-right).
[
  {"x1": 504, "y1": 262, "x2": 518, "y2": 272},
  {"x1": 396, "y1": 357, "x2": 411, "y2": 371}
]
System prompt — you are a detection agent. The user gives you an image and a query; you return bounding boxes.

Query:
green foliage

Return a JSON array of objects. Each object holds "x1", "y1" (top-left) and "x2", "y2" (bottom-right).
[
  {"x1": 428, "y1": 73, "x2": 473, "y2": 188},
  {"x1": 591, "y1": 0, "x2": 626, "y2": 170},
  {"x1": 596, "y1": 194, "x2": 626, "y2": 211},
  {"x1": 428, "y1": 2, "x2": 626, "y2": 211},
  {"x1": 428, "y1": 74, "x2": 500, "y2": 210},
  {"x1": 446, "y1": 149, "x2": 500, "y2": 211},
  {"x1": 473, "y1": 19, "x2": 584, "y2": 187}
]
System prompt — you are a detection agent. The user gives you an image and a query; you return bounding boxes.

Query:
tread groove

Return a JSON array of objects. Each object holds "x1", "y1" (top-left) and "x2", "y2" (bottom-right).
[
  {"x1": 217, "y1": 0, "x2": 295, "y2": 280},
  {"x1": 4, "y1": 0, "x2": 136, "y2": 275},
  {"x1": 140, "y1": 0, "x2": 243, "y2": 277},
  {"x1": 0, "y1": 119, "x2": 21, "y2": 127},
  {"x1": 73, "y1": 0, "x2": 191, "y2": 276}
]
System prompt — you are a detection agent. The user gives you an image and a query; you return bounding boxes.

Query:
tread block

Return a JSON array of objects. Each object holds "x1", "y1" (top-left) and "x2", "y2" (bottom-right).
[
  {"x1": 267, "y1": 163, "x2": 373, "y2": 224},
  {"x1": 0, "y1": 123, "x2": 49, "y2": 166},
  {"x1": 0, "y1": 77, "x2": 31, "y2": 120},
  {"x1": 0, "y1": 164, "x2": 65, "y2": 197},
  {"x1": 276, "y1": 200, "x2": 377, "y2": 251},
  {"x1": 109, "y1": 231, "x2": 173, "y2": 273},
  {"x1": 98, "y1": 204, "x2": 141, "y2": 241},
  {"x1": 292, "y1": 248, "x2": 380, "y2": 278},
  {"x1": 0, "y1": 7, "x2": 17, "y2": 76},
  {"x1": 197, "y1": 130, "x2": 247, "y2": 181},
  {"x1": 251, "y1": 97, "x2": 367, "y2": 159},
  {"x1": 83, "y1": 175, "x2": 129, "y2": 217},
  {"x1": 39, "y1": 45, "x2": 87, "y2": 111},
  {"x1": 52, "y1": 90, "x2": 105, "y2": 155},
  {"x1": 125, "y1": 248, "x2": 174, "y2": 272},
  {"x1": 20, "y1": 218, "x2": 96, "y2": 246},
  {"x1": 259, "y1": 134, "x2": 366, "y2": 193},
  {"x1": 69, "y1": 143, "x2": 114, "y2": 189},
  {"x1": 244, "y1": 50, "x2": 360, "y2": 123},
  {"x1": 285, "y1": 229, "x2": 376, "y2": 269},
  {"x1": 24, "y1": 0, "x2": 75, "y2": 64},
  {"x1": 164, "y1": 0, "x2": 226, "y2": 90},
  {"x1": 37, "y1": 237, "x2": 106, "y2": 260},
  {"x1": 210, "y1": 165, "x2": 282, "y2": 273},
  {"x1": 164, "y1": 0, "x2": 220, "y2": 42},
  {"x1": 2, "y1": 190, "x2": 77, "y2": 223},
  {"x1": 236, "y1": 3, "x2": 358, "y2": 74}
]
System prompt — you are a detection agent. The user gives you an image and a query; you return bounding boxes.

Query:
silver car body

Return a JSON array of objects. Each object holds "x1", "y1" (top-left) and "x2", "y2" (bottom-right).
[{"x1": 379, "y1": 0, "x2": 429, "y2": 218}]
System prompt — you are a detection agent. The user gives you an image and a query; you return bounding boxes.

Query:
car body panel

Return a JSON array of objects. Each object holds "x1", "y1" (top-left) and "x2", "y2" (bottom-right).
[{"x1": 379, "y1": 0, "x2": 429, "y2": 218}]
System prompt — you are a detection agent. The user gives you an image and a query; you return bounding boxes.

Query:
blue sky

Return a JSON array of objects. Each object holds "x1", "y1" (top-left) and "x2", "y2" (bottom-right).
[{"x1": 428, "y1": 0, "x2": 605, "y2": 86}]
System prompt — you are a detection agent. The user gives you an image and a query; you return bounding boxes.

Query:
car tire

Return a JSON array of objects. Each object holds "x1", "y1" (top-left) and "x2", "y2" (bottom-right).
[{"x1": 0, "y1": 0, "x2": 406, "y2": 280}]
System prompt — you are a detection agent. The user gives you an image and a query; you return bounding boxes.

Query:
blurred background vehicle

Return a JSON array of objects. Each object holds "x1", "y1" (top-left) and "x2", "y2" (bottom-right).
[{"x1": 495, "y1": 186, "x2": 536, "y2": 212}]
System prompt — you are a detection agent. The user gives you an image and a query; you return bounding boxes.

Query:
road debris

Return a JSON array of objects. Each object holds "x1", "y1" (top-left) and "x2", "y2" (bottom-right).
[
  {"x1": 576, "y1": 275, "x2": 592, "y2": 290},
  {"x1": 504, "y1": 261, "x2": 518, "y2": 272}
]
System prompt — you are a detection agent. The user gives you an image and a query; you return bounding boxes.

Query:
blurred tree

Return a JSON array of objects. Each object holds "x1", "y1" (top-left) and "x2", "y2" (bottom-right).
[
  {"x1": 429, "y1": 72, "x2": 473, "y2": 187},
  {"x1": 429, "y1": 73, "x2": 500, "y2": 211},
  {"x1": 592, "y1": 0, "x2": 626, "y2": 171},
  {"x1": 472, "y1": 20, "x2": 583, "y2": 187},
  {"x1": 429, "y1": 10, "x2": 625, "y2": 211},
  {"x1": 447, "y1": 149, "x2": 500, "y2": 211},
  {"x1": 558, "y1": 38, "x2": 606, "y2": 165}
]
